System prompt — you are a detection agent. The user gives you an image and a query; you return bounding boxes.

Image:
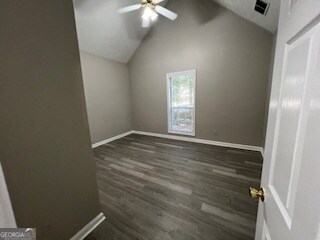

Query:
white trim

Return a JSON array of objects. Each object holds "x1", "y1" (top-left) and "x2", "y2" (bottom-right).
[
  {"x1": 167, "y1": 69, "x2": 196, "y2": 136},
  {"x1": 92, "y1": 131, "x2": 134, "y2": 148},
  {"x1": 0, "y1": 161, "x2": 17, "y2": 228},
  {"x1": 167, "y1": 129, "x2": 195, "y2": 136},
  {"x1": 70, "y1": 212, "x2": 106, "y2": 240},
  {"x1": 133, "y1": 130, "x2": 264, "y2": 153},
  {"x1": 91, "y1": 130, "x2": 264, "y2": 154}
]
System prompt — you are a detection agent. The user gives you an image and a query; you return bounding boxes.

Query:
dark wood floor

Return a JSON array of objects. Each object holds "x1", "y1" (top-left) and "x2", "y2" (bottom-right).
[{"x1": 85, "y1": 134, "x2": 262, "y2": 240}]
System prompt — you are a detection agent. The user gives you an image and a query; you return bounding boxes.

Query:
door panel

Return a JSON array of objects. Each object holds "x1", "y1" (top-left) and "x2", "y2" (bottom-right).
[{"x1": 270, "y1": 33, "x2": 311, "y2": 220}]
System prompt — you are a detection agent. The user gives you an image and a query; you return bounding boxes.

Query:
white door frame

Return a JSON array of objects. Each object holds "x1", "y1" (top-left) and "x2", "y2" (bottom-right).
[{"x1": 0, "y1": 161, "x2": 16, "y2": 227}]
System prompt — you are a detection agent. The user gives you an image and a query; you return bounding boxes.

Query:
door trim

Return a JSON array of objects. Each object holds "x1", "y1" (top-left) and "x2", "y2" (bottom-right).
[{"x1": 70, "y1": 212, "x2": 106, "y2": 240}]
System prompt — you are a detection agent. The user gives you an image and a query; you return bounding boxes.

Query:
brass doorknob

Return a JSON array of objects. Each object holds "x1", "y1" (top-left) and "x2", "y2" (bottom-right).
[{"x1": 249, "y1": 187, "x2": 265, "y2": 202}]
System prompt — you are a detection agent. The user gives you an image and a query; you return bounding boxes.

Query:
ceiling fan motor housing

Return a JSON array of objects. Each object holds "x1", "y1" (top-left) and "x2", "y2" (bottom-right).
[{"x1": 142, "y1": 0, "x2": 156, "y2": 7}]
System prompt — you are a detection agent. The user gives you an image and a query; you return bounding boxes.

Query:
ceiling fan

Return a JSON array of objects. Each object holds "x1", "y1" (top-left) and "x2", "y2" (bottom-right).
[{"x1": 118, "y1": 0, "x2": 178, "y2": 28}]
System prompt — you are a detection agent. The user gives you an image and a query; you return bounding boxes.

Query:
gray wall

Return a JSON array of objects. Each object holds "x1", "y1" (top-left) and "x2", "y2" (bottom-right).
[
  {"x1": 0, "y1": 1, "x2": 100, "y2": 239},
  {"x1": 129, "y1": 0, "x2": 273, "y2": 147},
  {"x1": 80, "y1": 52, "x2": 133, "y2": 144}
]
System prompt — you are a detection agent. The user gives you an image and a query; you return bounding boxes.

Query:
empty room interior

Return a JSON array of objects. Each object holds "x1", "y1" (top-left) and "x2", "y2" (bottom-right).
[{"x1": 1, "y1": 0, "x2": 320, "y2": 240}]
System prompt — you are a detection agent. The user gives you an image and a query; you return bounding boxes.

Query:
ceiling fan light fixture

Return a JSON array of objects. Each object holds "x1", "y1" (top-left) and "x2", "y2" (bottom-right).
[
  {"x1": 142, "y1": 6, "x2": 158, "y2": 22},
  {"x1": 151, "y1": 11, "x2": 158, "y2": 21},
  {"x1": 118, "y1": 0, "x2": 177, "y2": 28}
]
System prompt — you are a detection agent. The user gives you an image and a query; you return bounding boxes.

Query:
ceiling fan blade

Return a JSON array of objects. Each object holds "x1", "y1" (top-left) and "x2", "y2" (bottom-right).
[
  {"x1": 154, "y1": 0, "x2": 166, "y2": 3},
  {"x1": 142, "y1": 18, "x2": 150, "y2": 28},
  {"x1": 118, "y1": 4, "x2": 142, "y2": 14},
  {"x1": 154, "y1": 5, "x2": 177, "y2": 20}
]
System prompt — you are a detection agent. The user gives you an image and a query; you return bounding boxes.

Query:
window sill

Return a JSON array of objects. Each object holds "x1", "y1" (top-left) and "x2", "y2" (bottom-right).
[{"x1": 168, "y1": 130, "x2": 195, "y2": 137}]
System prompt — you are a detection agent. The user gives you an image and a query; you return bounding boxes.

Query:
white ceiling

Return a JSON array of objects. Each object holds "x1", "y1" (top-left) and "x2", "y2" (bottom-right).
[
  {"x1": 213, "y1": 0, "x2": 280, "y2": 33},
  {"x1": 73, "y1": 0, "x2": 280, "y2": 63},
  {"x1": 73, "y1": 0, "x2": 151, "y2": 63}
]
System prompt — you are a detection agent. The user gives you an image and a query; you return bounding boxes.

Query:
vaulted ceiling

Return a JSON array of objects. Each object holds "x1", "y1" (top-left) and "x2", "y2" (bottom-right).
[
  {"x1": 73, "y1": 0, "x2": 280, "y2": 63},
  {"x1": 214, "y1": 0, "x2": 280, "y2": 32}
]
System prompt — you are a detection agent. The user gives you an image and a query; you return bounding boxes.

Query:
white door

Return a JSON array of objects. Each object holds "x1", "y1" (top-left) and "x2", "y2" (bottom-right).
[{"x1": 254, "y1": 1, "x2": 320, "y2": 240}]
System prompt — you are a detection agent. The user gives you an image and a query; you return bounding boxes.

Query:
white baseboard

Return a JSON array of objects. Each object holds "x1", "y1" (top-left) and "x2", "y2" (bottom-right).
[
  {"x1": 92, "y1": 131, "x2": 134, "y2": 148},
  {"x1": 133, "y1": 130, "x2": 264, "y2": 154},
  {"x1": 70, "y1": 212, "x2": 106, "y2": 240},
  {"x1": 91, "y1": 130, "x2": 264, "y2": 154}
]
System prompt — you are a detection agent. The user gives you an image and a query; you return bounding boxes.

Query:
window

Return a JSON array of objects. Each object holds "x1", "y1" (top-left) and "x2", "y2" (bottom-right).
[{"x1": 167, "y1": 69, "x2": 196, "y2": 136}]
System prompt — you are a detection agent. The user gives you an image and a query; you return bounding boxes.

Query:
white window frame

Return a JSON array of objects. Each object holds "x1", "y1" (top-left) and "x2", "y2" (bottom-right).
[{"x1": 167, "y1": 69, "x2": 196, "y2": 136}]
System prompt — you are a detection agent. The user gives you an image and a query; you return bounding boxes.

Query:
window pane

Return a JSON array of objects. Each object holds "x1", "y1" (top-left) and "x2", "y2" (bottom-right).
[
  {"x1": 171, "y1": 75, "x2": 194, "y2": 107},
  {"x1": 171, "y1": 108, "x2": 194, "y2": 133}
]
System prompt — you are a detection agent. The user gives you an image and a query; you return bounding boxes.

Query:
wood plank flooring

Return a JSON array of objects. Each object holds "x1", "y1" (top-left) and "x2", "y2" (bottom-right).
[{"x1": 85, "y1": 134, "x2": 262, "y2": 240}]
